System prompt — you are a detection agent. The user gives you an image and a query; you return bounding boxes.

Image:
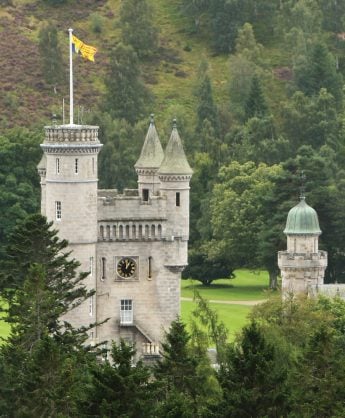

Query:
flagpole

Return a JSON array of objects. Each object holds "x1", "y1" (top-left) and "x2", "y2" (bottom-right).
[{"x1": 68, "y1": 28, "x2": 74, "y2": 125}]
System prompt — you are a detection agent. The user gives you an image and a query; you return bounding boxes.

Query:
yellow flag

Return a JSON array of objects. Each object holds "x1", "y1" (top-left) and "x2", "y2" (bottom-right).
[{"x1": 72, "y1": 34, "x2": 97, "y2": 62}]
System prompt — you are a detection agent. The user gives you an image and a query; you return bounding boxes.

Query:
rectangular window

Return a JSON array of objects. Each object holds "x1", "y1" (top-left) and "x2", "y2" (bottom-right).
[
  {"x1": 101, "y1": 257, "x2": 106, "y2": 280},
  {"x1": 89, "y1": 296, "x2": 93, "y2": 316},
  {"x1": 92, "y1": 157, "x2": 95, "y2": 174},
  {"x1": 55, "y1": 201, "x2": 61, "y2": 220},
  {"x1": 75, "y1": 158, "x2": 79, "y2": 174},
  {"x1": 120, "y1": 299, "x2": 133, "y2": 324},
  {"x1": 89, "y1": 256, "x2": 94, "y2": 277},
  {"x1": 56, "y1": 158, "x2": 60, "y2": 174},
  {"x1": 176, "y1": 192, "x2": 180, "y2": 207},
  {"x1": 142, "y1": 189, "x2": 149, "y2": 202}
]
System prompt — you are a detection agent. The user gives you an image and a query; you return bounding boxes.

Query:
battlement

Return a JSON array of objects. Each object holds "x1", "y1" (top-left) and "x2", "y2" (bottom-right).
[
  {"x1": 278, "y1": 250, "x2": 328, "y2": 269},
  {"x1": 98, "y1": 189, "x2": 166, "y2": 220},
  {"x1": 44, "y1": 125, "x2": 99, "y2": 143}
]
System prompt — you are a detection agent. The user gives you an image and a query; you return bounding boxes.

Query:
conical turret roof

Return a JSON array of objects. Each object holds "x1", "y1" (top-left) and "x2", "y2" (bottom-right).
[
  {"x1": 135, "y1": 115, "x2": 164, "y2": 170},
  {"x1": 158, "y1": 120, "x2": 193, "y2": 176},
  {"x1": 284, "y1": 197, "x2": 321, "y2": 235}
]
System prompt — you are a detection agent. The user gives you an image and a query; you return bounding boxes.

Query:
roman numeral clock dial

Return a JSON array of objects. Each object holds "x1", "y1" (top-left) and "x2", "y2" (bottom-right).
[{"x1": 117, "y1": 257, "x2": 137, "y2": 278}]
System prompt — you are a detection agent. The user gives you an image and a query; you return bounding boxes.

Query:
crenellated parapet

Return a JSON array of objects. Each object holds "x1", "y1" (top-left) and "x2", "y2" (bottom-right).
[{"x1": 44, "y1": 125, "x2": 100, "y2": 143}]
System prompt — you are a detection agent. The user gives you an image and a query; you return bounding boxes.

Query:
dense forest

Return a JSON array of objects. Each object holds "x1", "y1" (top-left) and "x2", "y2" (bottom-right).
[{"x1": 2, "y1": 0, "x2": 345, "y2": 286}]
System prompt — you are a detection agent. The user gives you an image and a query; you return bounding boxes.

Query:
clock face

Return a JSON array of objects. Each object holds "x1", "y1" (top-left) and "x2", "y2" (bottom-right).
[{"x1": 117, "y1": 257, "x2": 137, "y2": 278}]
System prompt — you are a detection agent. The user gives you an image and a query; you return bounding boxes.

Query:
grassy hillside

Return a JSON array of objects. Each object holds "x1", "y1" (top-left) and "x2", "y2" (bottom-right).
[{"x1": 0, "y1": 0, "x2": 288, "y2": 130}]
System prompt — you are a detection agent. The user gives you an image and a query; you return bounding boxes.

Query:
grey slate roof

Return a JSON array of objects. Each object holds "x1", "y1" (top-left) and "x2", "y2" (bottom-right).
[
  {"x1": 158, "y1": 122, "x2": 193, "y2": 175},
  {"x1": 284, "y1": 197, "x2": 321, "y2": 235},
  {"x1": 135, "y1": 118, "x2": 164, "y2": 169}
]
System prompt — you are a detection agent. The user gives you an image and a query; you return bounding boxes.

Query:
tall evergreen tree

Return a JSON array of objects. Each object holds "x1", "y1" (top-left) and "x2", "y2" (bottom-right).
[
  {"x1": 218, "y1": 321, "x2": 290, "y2": 417},
  {"x1": 294, "y1": 42, "x2": 343, "y2": 107},
  {"x1": 38, "y1": 24, "x2": 64, "y2": 87},
  {"x1": 119, "y1": 0, "x2": 158, "y2": 58},
  {"x1": 0, "y1": 215, "x2": 96, "y2": 415},
  {"x1": 244, "y1": 75, "x2": 269, "y2": 120},
  {"x1": 103, "y1": 43, "x2": 151, "y2": 124},
  {"x1": 81, "y1": 340, "x2": 154, "y2": 417},
  {"x1": 154, "y1": 318, "x2": 219, "y2": 417}
]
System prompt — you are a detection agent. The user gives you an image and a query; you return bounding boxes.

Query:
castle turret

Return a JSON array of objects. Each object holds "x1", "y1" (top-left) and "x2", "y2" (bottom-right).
[
  {"x1": 135, "y1": 115, "x2": 164, "y2": 201},
  {"x1": 38, "y1": 124, "x2": 102, "y2": 329},
  {"x1": 278, "y1": 197, "x2": 327, "y2": 296},
  {"x1": 158, "y1": 119, "x2": 193, "y2": 267}
]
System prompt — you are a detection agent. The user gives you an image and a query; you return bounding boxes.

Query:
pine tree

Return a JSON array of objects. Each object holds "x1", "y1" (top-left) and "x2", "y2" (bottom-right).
[
  {"x1": 38, "y1": 24, "x2": 64, "y2": 87},
  {"x1": 154, "y1": 318, "x2": 219, "y2": 417},
  {"x1": 244, "y1": 75, "x2": 268, "y2": 120},
  {"x1": 103, "y1": 43, "x2": 151, "y2": 124},
  {"x1": 81, "y1": 340, "x2": 154, "y2": 417},
  {"x1": 218, "y1": 321, "x2": 290, "y2": 417},
  {"x1": 119, "y1": 0, "x2": 158, "y2": 58},
  {"x1": 294, "y1": 42, "x2": 343, "y2": 108}
]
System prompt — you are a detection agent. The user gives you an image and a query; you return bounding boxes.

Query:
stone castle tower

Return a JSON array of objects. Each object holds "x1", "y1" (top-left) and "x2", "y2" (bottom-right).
[
  {"x1": 278, "y1": 196, "x2": 328, "y2": 297},
  {"x1": 38, "y1": 117, "x2": 192, "y2": 358}
]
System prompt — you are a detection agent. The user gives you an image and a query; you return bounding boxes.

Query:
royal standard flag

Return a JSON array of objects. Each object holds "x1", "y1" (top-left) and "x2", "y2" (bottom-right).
[{"x1": 72, "y1": 34, "x2": 97, "y2": 62}]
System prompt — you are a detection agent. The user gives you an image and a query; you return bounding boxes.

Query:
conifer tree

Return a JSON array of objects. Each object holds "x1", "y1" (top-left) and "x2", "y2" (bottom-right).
[
  {"x1": 119, "y1": 0, "x2": 158, "y2": 58},
  {"x1": 38, "y1": 24, "x2": 64, "y2": 87},
  {"x1": 81, "y1": 341, "x2": 154, "y2": 417},
  {"x1": 218, "y1": 321, "x2": 290, "y2": 417},
  {"x1": 244, "y1": 75, "x2": 268, "y2": 120},
  {"x1": 0, "y1": 215, "x2": 96, "y2": 415},
  {"x1": 103, "y1": 43, "x2": 151, "y2": 124}
]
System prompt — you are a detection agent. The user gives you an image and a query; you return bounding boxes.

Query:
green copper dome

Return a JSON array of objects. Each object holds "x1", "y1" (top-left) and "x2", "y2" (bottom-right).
[
  {"x1": 135, "y1": 116, "x2": 164, "y2": 169},
  {"x1": 158, "y1": 120, "x2": 193, "y2": 176},
  {"x1": 284, "y1": 197, "x2": 321, "y2": 235}
]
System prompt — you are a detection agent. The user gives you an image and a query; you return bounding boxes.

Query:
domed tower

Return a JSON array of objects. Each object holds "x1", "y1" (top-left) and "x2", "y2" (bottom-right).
[
  {"x1": 135, "y1": 114, "x2": 164, "y2": 201},
  {"x1": 158, "y1": 119, "x2": 193, "y2": 268},
  {"x1": 278, "y1": 196, "x2": 328, "y2": 297},
  {"x1": 37, "y1": 124, "x2": 102, "y2": 329}
]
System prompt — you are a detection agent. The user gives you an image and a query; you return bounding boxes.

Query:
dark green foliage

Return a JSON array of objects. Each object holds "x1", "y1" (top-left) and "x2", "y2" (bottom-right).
[
  {"x1": 294, "y1": 42, "x2": 343, "y2": 107},
  {"x1": 0, "y1": 129, "x2": 41, "y2": 261},
  {"x1": 182, "y1": 249, "x2": 234, "y2": 286},
  {"x1": 244, "y1": 75, "x2": 268, "y2": 120},
  {"x1": 208, "y1": 0, "x2": 254, "y2": 53},
  {"x1": 119, "y1": 0, "x2": 158, "y2": 58},
  {"x1": 0, "y1": 215, "x2": 95, "y2": 415},
  {"x1": 81, "y1": 340, "x2": 154, "y2": 417},
  {"x1": 154, "y1": 318, "x2": 220, "y2": 417},
  {"x1": 38, "y1": 23, "x2": 64, "y2": 86},
  {"x1": 218, "y1": 321, "x2": 290, "y2": 417},
  {"x1": 103, "y1": 43, "x2": 152, "y2": 124},
  {"x1": 0, "y1": 215, "x2": 94, "y2": 347},
  {"x1": 92, "y1": 112, "x2": 145, "y2": 190},
  {"x1": 195, "y1": 63, "x2": 219, "y2": 136}
]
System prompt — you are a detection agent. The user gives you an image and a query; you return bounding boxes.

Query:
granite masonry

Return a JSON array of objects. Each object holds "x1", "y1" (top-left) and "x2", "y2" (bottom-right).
[{"x1": 37, "y1": 117, "x2": 192, "y2": 359}]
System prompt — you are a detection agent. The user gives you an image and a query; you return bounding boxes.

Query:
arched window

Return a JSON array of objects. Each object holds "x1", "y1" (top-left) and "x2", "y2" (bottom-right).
[
  {"x1": 119, "y1": 225, "x2": 123, "y2": 239},
  {"x1": 113, "y1": 225, "x2": 117, "y2": 239},
  {"x1": 106, "y1": 225, "x2": 110, "y2": 240},
  {"x1": 151, "y1": 224, "x2": 156, "y2": 238},
  {"x1": 138, "y1": 225, "x2": 143, "y2": 239},
  {"x1": 145, "y1": 225, "x2": 149, "y2": 238},
  {"x1": 125, "y1": 225, "x2": 130, "y2": 238},
  {"x1": 100, "y1": 225, "x2": 104, "y2": 240},
  {"x1": 132, "y1": 224, "x2": 136, "y2": 239},
  {"x1": 157, "y1": 224, "x2": 162, "y2": 239}
]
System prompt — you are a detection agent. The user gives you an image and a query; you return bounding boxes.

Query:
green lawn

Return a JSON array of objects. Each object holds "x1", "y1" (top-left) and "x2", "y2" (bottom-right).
[
  {"x1": 181, "y1": 300, "x2": 252, "y2": 340},
  {"x1": 181, "y1": 269, "x2": 270, "y2": 301}
]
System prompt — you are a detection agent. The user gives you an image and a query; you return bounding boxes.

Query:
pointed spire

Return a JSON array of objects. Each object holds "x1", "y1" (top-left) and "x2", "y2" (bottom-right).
[
  {"x1": 158, "y1": 119, "x2": 193, "y2": 176},
  {"x1": 135, "y1": 114, "x2": 164, "y2": 169}
]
